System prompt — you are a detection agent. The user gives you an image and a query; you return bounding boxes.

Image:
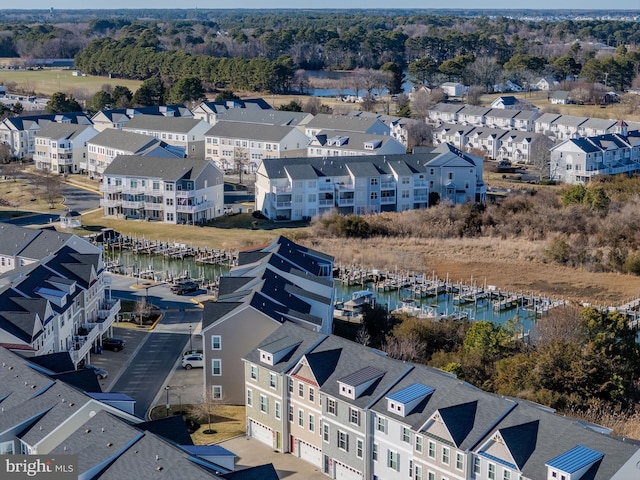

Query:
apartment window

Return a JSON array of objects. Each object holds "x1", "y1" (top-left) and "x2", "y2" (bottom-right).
[
  {"x1": 298, "y1": 409, "x2": 304, "y2": 428},
  {"x1": 448, "y1": 172, "x2": 454, "y2": 180},
  {"x1": 288, "y1": 377, "x2": 293, "y2": 393},
  {"x1": 309, "y1": 414, "x2": 315, "y2": 432},
  {"x1": 372, "y1": 443, "x2": 378, "y2": 461},
  {"x1": 275, "y1": 401, "x2": 281, "y2": 419},
  {"x1": 166, "y1": 198, "x2": 174, "y2": 206},
  {"x1": 376, "y1": 416, "x2": 386, "y2": 433},
  {"x1": 428, "y1": 440, "x2": 436, "y2": 459},
  {"x1": 415, "y1": 465, "x2": 423, "y2": 480},
  {"x1": 259, "y1": 394, "x2": 268, "y2": 414},
  {"x1": 211, "y1": 359, "x2": 221, "y2": 376},
  {"x1": 442, "y1": 446, "x2": 450, "y2": 465},
  {"x1": 250, "y1": 365, "x2": 258, "y2": 380},
  {"x1": 370, "y1": 191, "x2": 378, "y2": 200},
  {"x1": 402, "y1": 426, "x2": 411, "y2": 443},
  {"x1": 473, "y1": 457, "x2": 481, "y2": 474},
  {"x1": 428, "y1": 473, "x2": 435, "y2": 480},
  {"x1": 211, "y1": 335, "x2": 221, "y2": 350},
  {"x1": 503, "y1": 471, "x2": 511, "y2": 480},
  {"x1": 456, "y1": 453, "x2": 464, "y2": 470},
  {"x1": 298, "y1": 382, "x2": 305, "y2": 398},
  {"x1": 349, "y1": 407, "x2": 360, "y2": 426},
  {"x1": 212, "y1": 385, "x2": 222, "y2": 399},
  {"x1": 387, "y1": 450, "x2": 399, "y2": 471},
  {"x1": 488, "y1": 463, "x2": 496, "y2": 480},
  {"x1": 338, "y1": 431, "x2": 348, "y2": 451},
  {"x1": 323, "y1": 424, "x2": 330, "y2": 443},
  {"x1": 356, "y1": 438, "x2": 363, "y2": 459},
  {"x1": 309, "y1": 387, "x2": 315, "y2": 403},
  {"x1": 289, "y1": 405, "x2": 294, "y2": 422},
  {"x1": 0, "y1": 440, "x2": 14, "y2": 455},
  {"x1": 165, "y1": 183, "x2": 174, "y2": 191},
  {"x1": 415, "y1": 436, "x2": 423, "y2": 453},
  {"x1": 327, "y1": 398, "x2": 337, "y2": 415},
  {"x1": 371, "y1": 178, "x2": 378, "y2": 186},
  {"x1": 269, "y1": 373, "x2": 278, "y2": 389}
]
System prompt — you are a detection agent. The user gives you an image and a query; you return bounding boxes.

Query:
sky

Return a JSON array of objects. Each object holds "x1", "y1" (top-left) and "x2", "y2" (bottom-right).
[{"x1": 16, "y1": 2, "x2": 640, "y2": 10}]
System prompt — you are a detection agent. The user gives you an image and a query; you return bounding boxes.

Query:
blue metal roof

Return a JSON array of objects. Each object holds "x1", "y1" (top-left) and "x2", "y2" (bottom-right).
[
  {"x1": 387, "y1": 383, "x2": 434, "y2": 404},
  {"x1": 546, "y1": 445, "x2": 604, "y2": 474}
]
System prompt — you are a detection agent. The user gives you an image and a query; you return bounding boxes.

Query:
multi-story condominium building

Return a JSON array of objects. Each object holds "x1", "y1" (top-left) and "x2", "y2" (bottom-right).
[
  {"x1": 345, "y1": 112, "x2": 422, "y2": 149},
  {"x1": 552, "y1": 115, "x2": 589, "y2": 141},
  {"x1": 427, "y1": 104, "x2": 465, "y2": 125},
  {"x1": 204, "y1": 121, "x2": 310, "y2": 173},
  {"x1": 244, "y1": 322, "x2": 640, "y2": 480},
  {"x1": 534, "y1": 112, "x2": 562, "y2": 136},
  {"x1": 191, "y1": 98, "x2": 273, "y2": 125},
  {"x1": 201, "y1": 236, "x2": 334, "y2": 404},
  {"x1": 91, "y1": 104, "x2": 193, "y2": 132},
  {"x1": 33, "y1": 123, "x2": 98, "y2": 174},
  {"x1": 0, "y1": 347, "x2": 252, "y2": 478},
  {"x1": 577, "y1": 118, "x2": 619, "y2": 137},
  {"x1": 212, "y1": 108, "x2": 314, "y2": 131},
  {"x1": 255, "y1": 144, "x2": 484, "y2": 221},
  {"x1": 84, "y1": 129, "x2": 183, "y2": 178},
  {"x1": 429, "y1": 104, "x2": 540, "y2": 133},
  {"x1": 0, "y1": 112, "x2": 92, "y2": 159},
  {"x1": 121, "y1": 114, "x2": 210, "y2": 152},
  {"x1": 304, "y1": 114, "x2": 390, "y2": 138},
  {"x1": 550, "y1": 122, "x2": 640, "y2": 184},
  {"x1": 307, "y1": 130, "x2": 406, "y2": 157},
  {"x1": 0, "y1": 225, "x2": 120, "y2": 367},
  {"x1": 456, "y1": 106, "x2": 490, "y2": 126},
  {"x1": 100, "y1": 155, "x2": 224, "y2": 224}
]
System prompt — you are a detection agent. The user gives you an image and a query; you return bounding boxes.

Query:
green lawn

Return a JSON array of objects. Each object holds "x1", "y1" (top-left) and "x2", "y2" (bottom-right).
[{"x1": 0, "y1": 67, "x2": 141, "y2": 97}]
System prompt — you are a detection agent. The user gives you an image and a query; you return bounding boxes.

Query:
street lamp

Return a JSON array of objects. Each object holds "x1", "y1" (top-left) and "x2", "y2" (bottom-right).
[
  {"x1": 165, "y1": 386, "x2": 170, "y2": 417},
  {"x1": 189, "y1": 325, "x2": 193, "y2": 352}
]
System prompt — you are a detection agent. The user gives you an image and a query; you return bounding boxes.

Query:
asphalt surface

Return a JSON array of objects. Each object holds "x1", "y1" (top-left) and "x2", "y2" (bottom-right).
[{"x1": 103, "y1": 275, "x2": 206, "y2": 418}]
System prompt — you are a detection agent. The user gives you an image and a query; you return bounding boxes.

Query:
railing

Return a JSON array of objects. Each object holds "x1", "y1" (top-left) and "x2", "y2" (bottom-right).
[
  {"x1": 96, "y1": 299, "x2": 120, "y2": 327},
  {"x1": 176, "y1": 190, "x2": 193, "y2": 198},
  {"x1": 414, "y1": 195, "x2": 428, "y2": 202},
  {"x1": 319, "y1": 199, "x2": 334, "y2": 206},
  {"x1": 272, "y1": 185, "x2": 292, "y2": 194},
  {"x1": 122, "y1": 200, "x2": 144, "y2": 209},
  {"x1": 336, "y1": 183, "x2": 355, "y2": 191},
  {"x1": 414, "y1": 180, "x2": 428, "y2": 188},
  {"x1": 55, "y1": 146, "x2": 73, "y2": 154},
  {"x1": 144, "y1": 202, "x2": 163, "y2": 209},
  {"x1": 99, "y1": 184, "x2": 122, "y2": 192},
  {"x1": 275, "y1": 201, "x2": 292, "y2": 208},
  {"x1": 381, "y1": 181, "x2": 396, "y2": 189},
  {"x1": 337, "y1": 197, "x2": 355, "y2": 206},
  {"x1": 176, "y1": 201, "x2": 215, "y2": 213},
  {"x1": 380, "y1": 196, "x2": 396, "y2": 204},
  {"x1": 319, "y1": 184, "x2": 334, "y2": 192},
  {"x1": 120, "y1": 186, "x2": 149, "y2": 194},
  {"x1": 100, "y1": 198, "x2": 121, "y2": 207}
]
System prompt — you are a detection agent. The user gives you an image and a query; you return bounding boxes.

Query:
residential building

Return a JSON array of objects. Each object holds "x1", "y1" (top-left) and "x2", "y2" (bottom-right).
[
  {"x1": 440, "y1": 82, "x2": 466, "y2": 97},
  {"x1": 0, "y1": 112, "x2": 92, "y2": 159},
  {"x1": 346, "y1": 111, "x2": 421, "y2": 148},
  {"x1": 243, "y1": 322, "x2": 640, "y2": 480},
  {"x1": 550, "y1": 122, "x2": 640, "y2": 184},
  {"x1": 578, "y1": 118, "x2": 619, "y2": 137},
  {"x1": 91, "y1": 104, "x2": 193, "y2": 132},
  {"x1": 85, "y1": 129, "x2": 183, "y2": 178},
  {"x1": 0, "y1": 225, "x2": 119, "y2": 366},
  {"x1": 512, "y1": 110, "x2": 540, "y2": 132},
  {"x1": 101, "y1": 155, "x2": 224, "y2": 224},
  {"x1": 201, "y1": 236, "x2": 334, "y2": 404},
  {"x1": 212, "y1": 108, "x2": 313, "y2": 131},
  {"x1": 304, "y1": 114, "x2": 389, "y2": 138},
  {"x1": 534, "y1": 113, "x2": 562, "y2": 136},
  {"x1": 550, "y1": 90, "x2": 573, "y2": 105},
  {"x1": 552, "y1": 115, "x2": 589, "y2": 140},
  {"x1": 457, "y1": 106, "x2": 490, "y2": 126},
  {"x1": 255, "y1": 144, "x2": 484, "y2": 222},
  {"x1": 33, "y1": 123, "x2": 98, "y2": 174},
  {"x1": 533, "y1": 77, "x2": 559, "y2": 91},
  {"x1": 204, "y1": 121, "x2": 310, "y2": 173},
  {"x1": 0, "y1": 347, "x2": 243, "y2": 479},
  {"x1": 191, "y1": 98, "x2": 272, "y2": 125},
  {"x1": 427, "y1": 104, "x2": 465, "y2": 125},
  {"x1": 307, "y1": 131, "x2": 406, "y2": 157},
  {"x1": 490, "y1": 95, "x2": 521, "y2": 109},
  {"x1": 428, "y1": 104, "x2": 539, "y2": 132},
  {"x1": 121, "y1": 114, "x2": 210, "y2": 152}
]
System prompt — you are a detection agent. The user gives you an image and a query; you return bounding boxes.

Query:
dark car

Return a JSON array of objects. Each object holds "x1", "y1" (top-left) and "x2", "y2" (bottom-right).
[
  {"x1": 102, "y1": 337, "x2": 125, "y2": 352},
  {"x1": 170, "y1": 280, "x2": 199, "y2": 295}
]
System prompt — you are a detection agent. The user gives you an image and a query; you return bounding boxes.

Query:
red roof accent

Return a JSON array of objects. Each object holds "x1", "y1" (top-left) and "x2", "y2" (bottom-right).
[
  {"x1": 291, "y1": 373, "x2": 319, "y2": 387},
  {"x1": 616, "y1": 120, "x2": 628, "y2": 126},
  {"x1": 0, "y1": 343, "x2": 36, "y2": 351},
  {"x1": 239, "y1": 242, "x2": 271, "y2": 252}
]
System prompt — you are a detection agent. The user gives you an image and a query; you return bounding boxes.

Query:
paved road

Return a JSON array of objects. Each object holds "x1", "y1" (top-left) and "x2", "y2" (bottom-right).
[{"x1": 107, "y1": 275, "x2": 204, "y2": 417}]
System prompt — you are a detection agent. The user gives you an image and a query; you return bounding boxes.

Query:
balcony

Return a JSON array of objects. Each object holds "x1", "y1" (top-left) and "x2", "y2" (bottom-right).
[
  {"x1": 100, "y1": 198, "x2": 122, "y2": 207},
  {"x1": 381, "y1": 181, "x2": 395, "y2": 189},
  {"x1": 319, "y1": 199, "x2": 334, "y2": 206},
  {"x1": 414, "y1": 194, "x2": 428, "y2": 202},
  {"x1": 122, "y1": 200, "x2": 144, "y2": 209},
  {"x1": 319, "y1": 184, "x2": 334, "y2": 192},
  {"x1": 55, "y1": 146, "x2": 73, "y2": 154},
  {"x1": 272, "y1": 185, "x2": 292, "y2": 194},
  {"x1": 275, "y1": 201, "x2": 292, "y2": 209},
  {"x1": 100, "y1": 184, "x2": 123, "y2": 193},
  {"x1": 381, "y1": 196, "x2": 396, "y2": 205},
  {"x1": 414, "y1": 180, "x2": 428, "y2": 188},
  {"x1": 120, "y1": 185, "x2": 148, "y2": 194},
  {"x1": 176, "y1": 200, "x2": 215, "y2": 213},
  {"x1": 337, "y1": 197, "x2": 354, "y2": 206},
  {"x1": 96, "y1": 299, "x2": 121, "y2": 327},
  {"x1": 176, "y1": 190, "x2": 194, "y2": 198},
  {"x1": 336, "y1": 183, "x2": 355, "y2": 191},
  {"x1": 144, "y1": 201, "x2": 164, "y2": 209}
]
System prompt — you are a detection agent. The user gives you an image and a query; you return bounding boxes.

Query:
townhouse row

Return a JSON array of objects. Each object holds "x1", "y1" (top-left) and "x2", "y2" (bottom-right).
[
  {"x1": 254, "y1": 144, "x2": 485, "y2": 221},
  {"x1": 241, "y1": 321, "x2": 640, "y2": 480},
  {"x1": 0, "y1": 225, "x2": 119, "y2": 368},
  {"x1": 550, "y1": 121, "x2": 640, "y2": 184}
]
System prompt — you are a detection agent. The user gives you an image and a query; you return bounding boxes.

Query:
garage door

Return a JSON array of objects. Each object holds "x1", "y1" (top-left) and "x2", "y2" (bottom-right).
[
  {"x1": 249, "y1": 420, "x2": 272, "y2": 448},
  {"x1": 335, "y1": 461, "x2": 362, "y2": 480},
  {"x1": 299, "y1": 440, "x2": 322, "y2": 467}
]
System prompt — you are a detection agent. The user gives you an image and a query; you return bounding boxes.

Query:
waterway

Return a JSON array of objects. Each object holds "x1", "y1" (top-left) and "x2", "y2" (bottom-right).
[
  {"x1": 303, "y1": 69, "x2": 413, "y2": 98},
  {"x1": 105, "y1": 249, "x2": 537, "y2": 333}
]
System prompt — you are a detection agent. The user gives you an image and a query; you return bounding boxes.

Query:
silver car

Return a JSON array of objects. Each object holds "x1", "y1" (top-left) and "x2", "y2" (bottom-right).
[
  {"x1": 181, "y1": 354, "x2": 203, "y2": 370},
  {"x1": 84, "y1": 364, "x2": 108, "y2": 379}
]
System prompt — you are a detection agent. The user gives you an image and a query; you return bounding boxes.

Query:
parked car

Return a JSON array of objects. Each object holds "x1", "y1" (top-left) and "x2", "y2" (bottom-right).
[
  {"x1": 170, "y1": 280, "x2": 199, "y2": 295},
  {"x1": 84, "y1": 364, "x2": 108, "y2": 379},
  {"x1": 102, "y1": 337, "x2": 125, "y2": 351},
  {"x1": 181, "y1": 353, "x2": 204, "y2": 370}
]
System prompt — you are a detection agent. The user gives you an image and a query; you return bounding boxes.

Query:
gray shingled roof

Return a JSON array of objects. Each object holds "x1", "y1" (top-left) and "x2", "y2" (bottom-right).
[
  {"x1": 205, "y1": 121, "x2": 301, "y2": 142},
  {"x1": 305, "y1": 113, "x2": 386, "y2": 133},
  {"x1": 35, "y1": 122, "x2": 94, "y2": 140},
  {"x1": 215, "y1": 108, "x2": 311, "y2": 126},
  {"x1": 123, "y1": 114, "x2": 204, "y2": 133},
  {"x1": 88, "y1": 129, "x2": 160, "y2": 152},
  {"x1": 103, "y1": 155, "x2": 212, "y2": 181}
]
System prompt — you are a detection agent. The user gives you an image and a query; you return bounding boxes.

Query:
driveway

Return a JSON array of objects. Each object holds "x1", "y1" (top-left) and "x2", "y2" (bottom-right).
[{"x1": 218, "y1": 437, "x2": 327, "y2": 480}]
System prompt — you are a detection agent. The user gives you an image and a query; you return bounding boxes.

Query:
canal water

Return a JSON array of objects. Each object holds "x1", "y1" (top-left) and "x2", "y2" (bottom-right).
[{"x1": 105, "y1": 249, "x2": 536, "y2": 333}]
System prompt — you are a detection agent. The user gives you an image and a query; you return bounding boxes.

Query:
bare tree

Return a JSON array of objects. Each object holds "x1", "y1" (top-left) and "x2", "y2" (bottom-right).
[
  {"x1": 28, "y1": 172, "x2": 63, "y2": 208},
  {"x1": 530, "y1": 134, "x2": 553, "y2": 180},
  {"x1": 409, "y1": 90, "x2": 432, "y2": 120},
  {"x1": 466, "y1": 56, "x2": 501, "y2": 92},
  {"x1": 1, "y1": 161, "x2": 22, "y2": 181},
  {"x1": 383, "y1": 333, "x2": 423, "y2": 362},
  {"x1": 189, "y1": 391, "x2": 225, "y2": 434},
  {"x1": 355, "y1": 325, "x2": 371, "y2": 346},
  {"x1": 530, "y1": 304, "x2": 583, "y2": 346},
  {"x1": 348, "y1": 69, "x2": 366, "y2": 100},
  {"x1": 134, "y1": 297, "x2": 152, "y2": 325},
  {"x1": 406, "y1": 122, "x2": 433, "y2": 148},
  {"x1": 0, "y1": 143, "x2": 11, "y2": 164},
  {"x1": 466, "y1": 86, "x2": 484, "y2": 106}
]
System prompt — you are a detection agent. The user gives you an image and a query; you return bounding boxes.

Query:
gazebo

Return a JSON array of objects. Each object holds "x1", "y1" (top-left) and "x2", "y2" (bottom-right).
[{"x1": 60, "y1": 210, "x2": 82, "y2": 229}]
